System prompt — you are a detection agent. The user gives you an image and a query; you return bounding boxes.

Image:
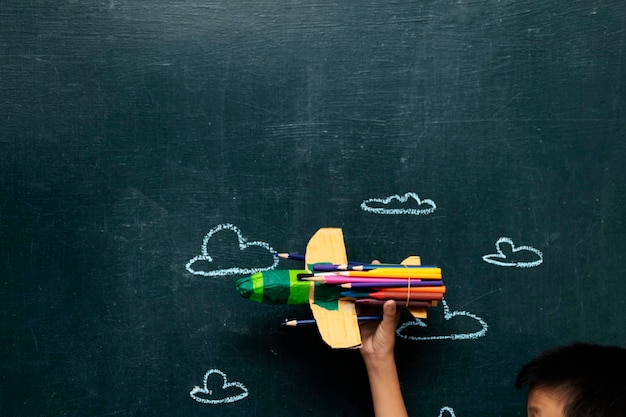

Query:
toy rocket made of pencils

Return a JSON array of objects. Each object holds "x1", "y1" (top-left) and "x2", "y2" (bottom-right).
[{"x1": 235, "y1": 228, "x2": 445, "y2": 349}]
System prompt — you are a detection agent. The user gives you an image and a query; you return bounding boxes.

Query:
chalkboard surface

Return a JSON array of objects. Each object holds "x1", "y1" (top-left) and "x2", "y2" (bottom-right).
[{"x1": 2, "y1": 1, "x2": 625, "y2": 416}]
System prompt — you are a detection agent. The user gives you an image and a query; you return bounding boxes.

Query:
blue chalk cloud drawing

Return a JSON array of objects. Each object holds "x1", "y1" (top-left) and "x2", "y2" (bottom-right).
[
  {"x1": 185, "y1": 223, "x2": 278, "y2": 277},
  {"x1": 396, "y1": 299, "x2": 488, "y2": 341},
  {"x1": 482, "y1": 237, "x2": 543, "y2": 268},
  {"x1": 190, "y1": 368, "x2": 249, "y2": 404},
  {"x1": 361, "y1": 192, "x2": 436, "y2": 215}
]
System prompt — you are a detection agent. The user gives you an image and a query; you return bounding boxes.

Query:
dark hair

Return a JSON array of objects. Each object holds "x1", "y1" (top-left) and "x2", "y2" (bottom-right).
[{"x1": 515, "y1": 343, "x2": 626, "y2": 417}]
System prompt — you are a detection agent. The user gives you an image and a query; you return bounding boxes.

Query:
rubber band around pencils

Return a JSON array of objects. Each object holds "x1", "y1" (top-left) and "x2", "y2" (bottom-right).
[{"x1": 405, "y1": 264, "x2": 411, "y2": 307}]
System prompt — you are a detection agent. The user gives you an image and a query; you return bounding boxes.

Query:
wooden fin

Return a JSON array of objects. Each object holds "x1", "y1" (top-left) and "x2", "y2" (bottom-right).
[
  {"x1": 407, "y1": 307, "x2": 428, "y2": 319},
  {"x1": 400, "y1": 256, "x2": 422, "y2": 266},
  {"x1": 309, "y1": 299, "x2": 362, "y2": 349},
  {"x1": 305, "y1": 228, "x2": 348, "y2": 266},
  {"x1": 306, "y1": 229, "x2": 360, "y2": 348}
]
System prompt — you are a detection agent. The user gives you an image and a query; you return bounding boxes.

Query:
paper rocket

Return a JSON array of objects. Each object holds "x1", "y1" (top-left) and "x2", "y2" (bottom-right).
[{"x1": 236, "y1": 228, "x2": 444, "y2": 349}]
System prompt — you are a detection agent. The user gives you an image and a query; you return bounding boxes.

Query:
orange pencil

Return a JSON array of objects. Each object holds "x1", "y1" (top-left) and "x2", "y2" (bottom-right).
[{"x1": 368, "y1": 291, "x2": 444, "y2": 301}]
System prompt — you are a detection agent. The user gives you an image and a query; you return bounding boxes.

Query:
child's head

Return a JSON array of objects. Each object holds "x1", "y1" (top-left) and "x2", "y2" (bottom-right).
[{"x1": 515, "y1": 343, "x2": 626, "y2": 417}]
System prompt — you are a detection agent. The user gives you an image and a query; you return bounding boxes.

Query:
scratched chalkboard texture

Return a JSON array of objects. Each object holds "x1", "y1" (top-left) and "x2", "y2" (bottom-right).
[{"x1": 1, "y1": 1, "x2": 625, "y2": 416}]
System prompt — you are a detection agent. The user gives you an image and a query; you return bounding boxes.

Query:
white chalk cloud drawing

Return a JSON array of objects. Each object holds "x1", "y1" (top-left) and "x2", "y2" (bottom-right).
[
  {"x1": 360, "y1": 192, "x2": 437, "y2": 215},
  {"x1": 396, "y1": 299, "x2": 488, "y2": 341},
  {"x1": 438, "y1": 406, "x2": 457, "y2": 417},
  {"x1": 482, "y1": 237, "x2": 543, "y2": 268},
  {"x1": 190, "y1": 368, "x2": 249, "y2": 404},
  {"x1": 185, "y1": 223, "x2": 278, "y2": 276}
]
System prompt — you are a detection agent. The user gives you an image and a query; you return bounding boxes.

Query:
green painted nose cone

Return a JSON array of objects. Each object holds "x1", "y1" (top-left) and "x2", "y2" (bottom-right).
[
  {"x1": 235, "y1": 276, "x2": 254, "y2": 299},
  {"x1": 235, "y1": 272, "x2": 264, "y2": 302}
]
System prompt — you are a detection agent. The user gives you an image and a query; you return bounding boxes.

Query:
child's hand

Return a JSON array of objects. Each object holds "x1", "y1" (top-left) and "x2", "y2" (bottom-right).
[
  {"x1": 359, "y1": 298, "x2": 409, "y2": 417},
  {"x1": 358, "y1": 260, "x2": 402, "y2": 361},
  {"x1": 359, "y1": 300, "x2": 402, "y2": 362}
]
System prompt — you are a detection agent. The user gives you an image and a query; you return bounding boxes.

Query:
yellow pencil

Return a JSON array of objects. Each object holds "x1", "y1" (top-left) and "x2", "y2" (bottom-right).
[{"x1": 338, "y1": 268, "x2": 441, "y2": 279}]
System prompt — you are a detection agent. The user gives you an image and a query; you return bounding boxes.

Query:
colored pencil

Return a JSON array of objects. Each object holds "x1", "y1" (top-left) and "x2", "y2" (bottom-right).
[
  {"x1": 338, "y1": 273, "x2": 442, "y2": 280},
  {"x1": 274, "y1": 253, "x2": 306, "y2": 261},
  {"x1": 310, "y1": 262, "x2": 369, "y2": 271},
  {"x1": 341, "y1": 290, "x2": 444, "y2": 301},
  {"x1": 312, "y1": 263, "x2": 438, "y2": 272},
  {"x1": 277, "y1": 255, "x2": 367, "y2": 266},
  {"x1": 344, "y1": 263, "x2": 438, "y2": 270},
  {"x1": 338, "y1": 268, "x2": 441, "y2": 279},
  {"x1": 297, "y1": 272, "x2": 362, "y2": 280},
  {"x1": 340, "y1": 280, "x2": 444, "y2": 288},
  {"x1": 311, "y1": 263, "x2": 342, "y2": 271},
  {"x1": 369, "y1": 291, "x2": 444, "y2": 301},
  {"x1": 301, "y1": 275, "x2": 427, "y2": 285},
  {"x1": 355, "y1": 299, "x2": 432, "y2": 308},
  {"x1": 369, "y1": 286, "x2": 446, "y2": 293},
  {"x1": 344, "y1": 287, "x2": 444, "y2": 295},
  {"x1": 281, "y1": 315, "x2": 383, "y2": 327},
  {"x1": 340, "y1": 267, "x2": 441, "y2": 274}
]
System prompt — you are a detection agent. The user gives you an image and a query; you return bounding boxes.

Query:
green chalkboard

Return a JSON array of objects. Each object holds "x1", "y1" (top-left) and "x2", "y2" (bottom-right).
[{"x1": 1, "y1": 1, "x2": 625, "y2": 416}]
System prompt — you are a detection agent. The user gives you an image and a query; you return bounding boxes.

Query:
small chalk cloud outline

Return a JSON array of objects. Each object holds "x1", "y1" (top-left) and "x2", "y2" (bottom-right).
[
  {"x1": 482, "y1": 237, "x2": 543, "y2": 268},
  {"x1": 185, "y1": 223, "x2": 278, "y2": 277},
  {"x1": 396, "y1": 299, "x2": 488, "y2": 341},
  {"x1": 190, "y1": 369, "x2": 249, "y2": 405},
  {"x1": 361, "y1": 192, "x2": 437, "y2": 215},
  {"x1": 438, "y1": 406, "x2": 457, "y2": 417}
]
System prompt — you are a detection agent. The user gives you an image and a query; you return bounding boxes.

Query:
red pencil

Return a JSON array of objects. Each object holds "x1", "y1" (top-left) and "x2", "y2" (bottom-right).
[
  {"x1": 366, "y1": 291, "x2": 444, "y2": 301},
  {"x1": 354, "y1": 299, "x2": 432, "y2": 308}
]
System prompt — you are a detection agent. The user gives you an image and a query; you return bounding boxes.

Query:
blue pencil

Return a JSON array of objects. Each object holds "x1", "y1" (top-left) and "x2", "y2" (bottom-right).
[
  {"x1": 281, "y1": 315, "x2": 383, "y2": 327},
  {"x1": 276, "y1": 255, "x2": 366, "y2": 266},
  {"x1": 274, "y1": 253, "x2": 306, "y2": 261}
]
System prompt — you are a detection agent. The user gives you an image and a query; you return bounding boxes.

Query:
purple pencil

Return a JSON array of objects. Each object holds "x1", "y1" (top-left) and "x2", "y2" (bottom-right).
[{"x1": 302, "y1": 275, "x2": 443, "y2": 288}]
